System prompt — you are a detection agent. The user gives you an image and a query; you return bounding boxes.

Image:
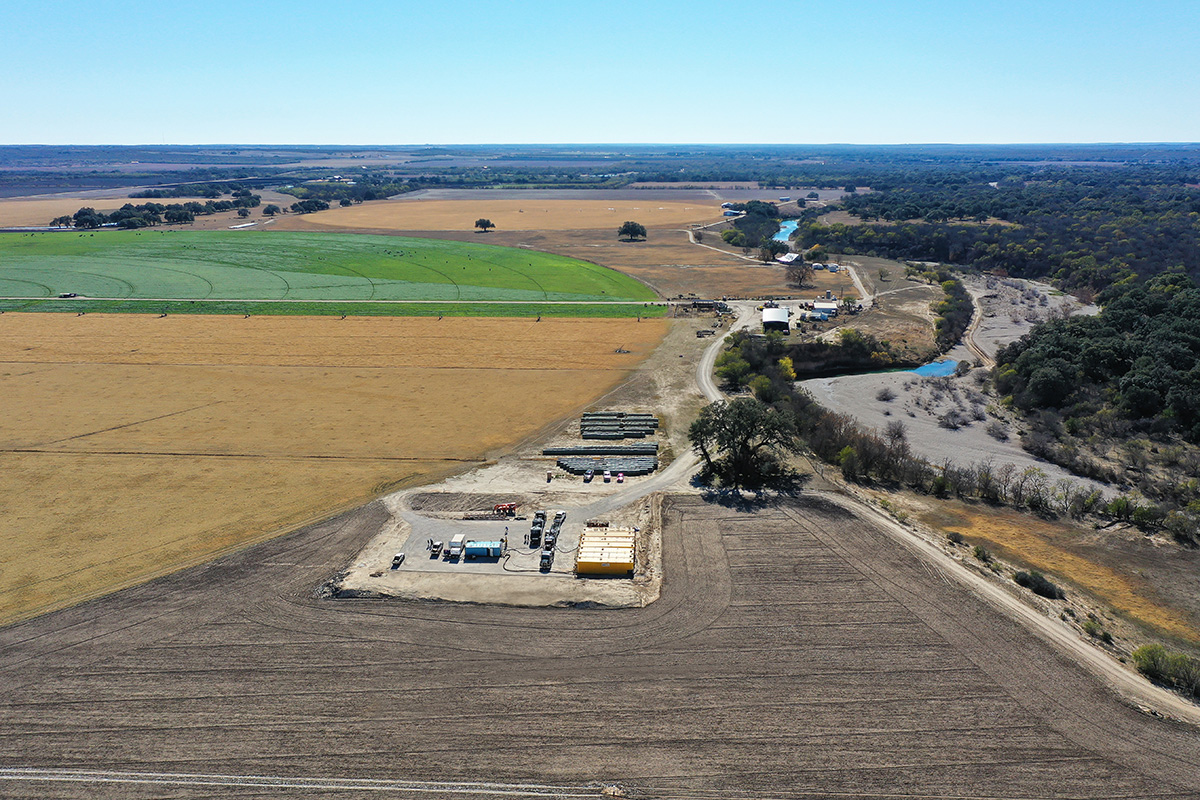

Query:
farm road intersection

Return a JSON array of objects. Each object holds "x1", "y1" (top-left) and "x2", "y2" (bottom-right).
[{"x1": 3, "y1": 495, "x2": 1200, "y2": 798}]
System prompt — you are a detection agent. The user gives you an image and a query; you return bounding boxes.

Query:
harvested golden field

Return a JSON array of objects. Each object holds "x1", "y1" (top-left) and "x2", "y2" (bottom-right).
[
  {"x1": 0, "y1": 313, "x2": 667, "y2": 624},
  {"x1": 281, "y1": 196, "x2": 722, "y2": 232},
  {"x1": 919, "y1": 500, "x2": 1200, "y2": 644}
]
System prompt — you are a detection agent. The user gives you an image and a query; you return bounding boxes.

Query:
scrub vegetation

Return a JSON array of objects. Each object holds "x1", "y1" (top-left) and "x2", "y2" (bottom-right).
[{"x1": 993, "y1": 272, "x2": 1200, "y2": 530}]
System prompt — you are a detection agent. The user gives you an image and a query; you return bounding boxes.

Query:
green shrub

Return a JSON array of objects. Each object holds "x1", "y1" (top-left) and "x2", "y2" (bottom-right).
[
  {"x1": 839, "y1": 446, "x2": 860, "y2": 481},
  {"x1": 1081, "y1": 619, "x2": 1113, "y2": 644},
  {"x1": 973, "y1": 545, "x2": 991, "y2": 562},
  {"x1": 947, "y1": 531, "x2": 964, "y2": 545},
  {"x1": 1132, "y1": 644, "x2": 1200, "y2": 699},
  {"x1": 1014, "y1": 570, "x2": 1065, "y2": 600}
]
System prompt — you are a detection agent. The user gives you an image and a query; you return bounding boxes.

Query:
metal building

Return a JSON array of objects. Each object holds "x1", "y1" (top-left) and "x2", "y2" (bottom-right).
[{"x1": 762, "y1": 307, "x2": 790, "y2": 332}]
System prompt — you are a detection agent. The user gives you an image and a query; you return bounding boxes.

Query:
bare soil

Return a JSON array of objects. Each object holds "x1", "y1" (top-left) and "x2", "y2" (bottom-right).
[
  {"x1": 3, "y1": 495, "x2": 1200, "y2": 798},
  {"x1": 407, "y1": 492, "x2": 527, "y2": 514}
]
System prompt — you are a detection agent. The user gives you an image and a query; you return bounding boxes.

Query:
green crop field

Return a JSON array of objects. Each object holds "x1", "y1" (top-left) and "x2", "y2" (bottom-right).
[{"x1": 0, "y1": 230, "x2": 656, "y2": 311}]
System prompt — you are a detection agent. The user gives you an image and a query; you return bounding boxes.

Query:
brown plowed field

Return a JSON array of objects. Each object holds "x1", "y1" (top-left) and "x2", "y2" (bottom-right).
[
  {"x1": 0, "y1": 313, "x2": 666, "y2": 624},
  {"x1": 2, "y1": 494, "x2": 1198, "y2": 798}
]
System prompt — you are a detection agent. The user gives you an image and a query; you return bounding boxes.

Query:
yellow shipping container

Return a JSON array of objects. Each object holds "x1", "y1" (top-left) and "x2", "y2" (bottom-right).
[{"x1": 575, "y1": 528, "x2": 635, "y2": 576}]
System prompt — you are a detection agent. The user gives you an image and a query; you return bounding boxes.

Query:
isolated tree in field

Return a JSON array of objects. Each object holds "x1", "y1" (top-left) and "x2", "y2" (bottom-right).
[
  {"x1": 475, "y1": 218, "x2": 495, "y2": 233},
  {"x1": 262, "y1": 204, "x2": 281, "y2": 216},
  {"x1": 688, "y1": 397, "x2": 801, "y2": 489},
  {"x1": 786, "y1": 261, "x2": 814, "y2": 288},
  {"x1": 618, "y1": 221, "x2": 646, "y2": 241}
]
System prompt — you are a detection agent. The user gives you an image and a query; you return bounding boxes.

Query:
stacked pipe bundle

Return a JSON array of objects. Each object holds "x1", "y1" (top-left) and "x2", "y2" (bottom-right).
[
  {"x1": 580, "y1": 412, "x2": 660, "y2": 440},
  {"x1": 543, "y1": 443, "x2": 658, "y2": 456},
  {"x1": 556, "y1": 456, "x2": 659, "y2": 476}
]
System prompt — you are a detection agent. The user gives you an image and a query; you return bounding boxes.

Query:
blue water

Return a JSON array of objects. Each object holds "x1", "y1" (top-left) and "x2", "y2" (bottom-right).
[
  {"x1": 773, "y1": 219, "x2": 799, "y2": 242},
  {"x1": 911, "y1": 360, "x2": 958, "y2": 377}
]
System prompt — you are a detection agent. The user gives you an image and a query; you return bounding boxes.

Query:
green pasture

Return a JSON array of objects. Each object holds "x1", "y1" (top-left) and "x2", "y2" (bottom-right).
[{"x1": 0, "y1": 230, "x2": 656, "y2": 309}]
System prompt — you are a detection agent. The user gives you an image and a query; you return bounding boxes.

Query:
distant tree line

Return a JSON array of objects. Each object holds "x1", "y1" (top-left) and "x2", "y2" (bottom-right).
[
  {"x1": 794, "y1": 165, "x2": 1200, "y2": 294},
  {"x1": 130, "y1": 183, "x2": 259, "y2": 199},
  {"x1": 279, "y1": 177, "x2": 407, "y2": 204},
  {"x1": 288, "y1": 199, "x2": 330, "y2": 214}
]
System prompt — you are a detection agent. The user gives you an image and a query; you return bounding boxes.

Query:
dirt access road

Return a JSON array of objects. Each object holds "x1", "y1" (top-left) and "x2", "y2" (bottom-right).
[{"x1": 5, "y1": 494, "x2": 1200, "y2": 799}]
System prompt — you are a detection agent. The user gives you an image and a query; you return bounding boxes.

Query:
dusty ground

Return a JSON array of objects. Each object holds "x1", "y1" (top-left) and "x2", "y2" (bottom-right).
[
  {"x1": 0, "y1": 313, "x2": 667, "y2": 624},
  {"x1": 964, "y1": 273, "x2": 1097, "y2": 361},
  {"x1": 3, "y1": 494, "x2": 1200, "y2": 798}
]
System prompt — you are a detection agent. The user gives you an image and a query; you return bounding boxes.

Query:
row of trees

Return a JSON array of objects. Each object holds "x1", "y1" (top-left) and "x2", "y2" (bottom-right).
[
  {"x1": 130, "y1": 183, "x2": 259, "y2": 200},
  {"x1": 51, "y1": 195, "x2": 261, "y2": 229}
]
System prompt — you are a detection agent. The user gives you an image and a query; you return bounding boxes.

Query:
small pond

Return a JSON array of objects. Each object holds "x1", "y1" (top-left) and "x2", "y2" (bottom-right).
[
  {"x1": 773, "y1": 220, "x2": 799, "y2": 242},
  {"x1": 910, "y1": 360, "x2": 958, "y2": 377}
]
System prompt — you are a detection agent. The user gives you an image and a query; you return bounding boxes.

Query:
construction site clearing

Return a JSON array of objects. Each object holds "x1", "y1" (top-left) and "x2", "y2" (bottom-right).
[
  {"x1": 336, "y1": 409, "x2": 671, "y2": 608},
  {"x1": 338, "y1": 487, "x2": 661, "y2": 608},
  {"x1": 336, "y1": 315, "x2": 714, "y2": 609}
]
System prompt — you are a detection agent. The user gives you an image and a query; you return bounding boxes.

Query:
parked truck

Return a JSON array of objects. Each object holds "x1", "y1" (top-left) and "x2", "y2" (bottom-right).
[
  {"x1": 447, "y1": 534, "x2": 466, "y2": 560},
  {"x1": 464, "y1": 540, "x2": 504, "y2": 559}
]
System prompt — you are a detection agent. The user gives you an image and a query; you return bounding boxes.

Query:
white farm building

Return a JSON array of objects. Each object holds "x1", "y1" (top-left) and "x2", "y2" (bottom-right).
[{"x1": 762, "y1": 307, "x2": 790, "y2": 332}]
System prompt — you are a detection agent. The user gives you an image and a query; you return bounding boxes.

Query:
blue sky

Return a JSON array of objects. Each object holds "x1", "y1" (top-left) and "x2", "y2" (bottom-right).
[{"x1": 3, "y1": 0, "x2": 1197, "y2": 144}]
